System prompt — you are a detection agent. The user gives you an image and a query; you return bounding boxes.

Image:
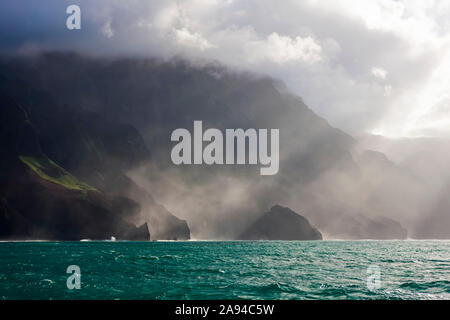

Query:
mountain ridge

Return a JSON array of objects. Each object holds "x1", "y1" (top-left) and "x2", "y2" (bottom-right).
[{"x1": 0, "y1": 52, "x2": 423, "y2": 240}]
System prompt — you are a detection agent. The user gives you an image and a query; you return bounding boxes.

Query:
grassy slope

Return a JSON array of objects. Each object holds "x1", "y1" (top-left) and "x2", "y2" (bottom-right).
[{"x1": 19, "y1": 155, "x2": 96, "y2": 191}]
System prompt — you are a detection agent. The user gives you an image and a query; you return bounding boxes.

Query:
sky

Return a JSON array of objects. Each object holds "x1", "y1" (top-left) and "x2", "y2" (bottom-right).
[{"x1": 1, "y1": 0, "x2": 450, "y2": 138}]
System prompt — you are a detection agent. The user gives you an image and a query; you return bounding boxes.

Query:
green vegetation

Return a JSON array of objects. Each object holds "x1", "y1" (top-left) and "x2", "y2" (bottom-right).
[{"x1": 19, "y1": 155, "x2": 96, "y2": 191}]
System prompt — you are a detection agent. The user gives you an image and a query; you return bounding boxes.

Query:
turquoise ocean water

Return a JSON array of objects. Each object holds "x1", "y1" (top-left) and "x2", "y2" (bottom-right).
[{"x1": 0, "y1": 240, "x2": 449, "y2": 300}]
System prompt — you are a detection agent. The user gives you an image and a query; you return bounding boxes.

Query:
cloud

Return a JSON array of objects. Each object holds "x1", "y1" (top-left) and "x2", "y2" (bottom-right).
[
  {"x1": 371, "y1": 67, "x2": 387, "y2": 79},
  {"x1": 2, "y1": 0, "x2": 450, "y2": 137},
  {"x1": 262, "y1": 33, "x2": 322, "y2": 64},
  {"x1": 101, "y1": 19, "x2": 114, "y2": 38},
  {"x1": 173, "y1": 27, "x2": 214, "y2": 50}
]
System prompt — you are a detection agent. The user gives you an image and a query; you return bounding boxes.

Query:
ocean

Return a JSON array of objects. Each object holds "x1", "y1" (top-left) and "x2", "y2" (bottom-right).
[{"x1": 0, "y1": 240, "x2": 449, "y2": 300}]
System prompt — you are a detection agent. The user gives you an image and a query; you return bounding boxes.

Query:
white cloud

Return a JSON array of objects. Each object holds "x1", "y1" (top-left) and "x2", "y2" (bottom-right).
[
  {"x1": 372, "y1": 48, "x2": 450, "y2": 137},
  {"x1": 101, "y1": 19, "x2": 114, "y2": 38},
  {"x1": 121, "y1": 0, "x2": 450, "y2": 137},
  {"x1": 264, "y1": 33, "x2": 322, "y2": 64},
  {"x1": 173, "y1": 27, "x2": 214, "y2": 50},
  {"x1": 5, "y1": 0, "x2": 450, "y2": 137},
  {"x1": 371, "y1": 67, "x2": 387, "y2": 79}
]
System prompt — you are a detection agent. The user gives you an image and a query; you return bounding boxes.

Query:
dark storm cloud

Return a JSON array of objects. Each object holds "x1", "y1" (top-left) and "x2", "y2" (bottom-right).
[{"x1": 1, "y1": 0, "x2": 450, "y2": 136}]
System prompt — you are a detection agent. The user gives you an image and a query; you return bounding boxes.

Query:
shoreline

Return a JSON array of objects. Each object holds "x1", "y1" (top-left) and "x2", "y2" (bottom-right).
[{"x1": 1, "y1": 239, "x2": 450, "y2": 243}]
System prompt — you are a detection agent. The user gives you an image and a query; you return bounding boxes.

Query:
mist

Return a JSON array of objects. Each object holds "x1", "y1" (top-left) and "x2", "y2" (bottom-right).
[
  {"x1": 2, "y1": 51, "x2": 450, "y2": 239},
  {"x1": 3, "y1": 0, "x2": 450, "y2": 138}
]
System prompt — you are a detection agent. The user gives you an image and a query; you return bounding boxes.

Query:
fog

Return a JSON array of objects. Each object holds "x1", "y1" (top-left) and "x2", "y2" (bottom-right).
[
  {"x1": 2, "y1": 0, "x2": 450, "y2": 138},
  {"x1": 2, "y1": 51, "x2": 450, "y2": 239}
]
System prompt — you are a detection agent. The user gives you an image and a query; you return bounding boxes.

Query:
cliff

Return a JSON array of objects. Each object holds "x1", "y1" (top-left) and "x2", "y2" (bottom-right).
[
  {"x1": 238, "y1": 205, "x2": 322, "y2": 240},
  {"x1": 0, "y1": 97, "x2": 149, "y2": 240}
]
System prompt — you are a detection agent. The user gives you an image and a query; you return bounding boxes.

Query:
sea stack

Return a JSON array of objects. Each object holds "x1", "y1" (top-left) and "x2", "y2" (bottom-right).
[{"x1": 238, "y1": 205, "x2": 322, "y2": 240}]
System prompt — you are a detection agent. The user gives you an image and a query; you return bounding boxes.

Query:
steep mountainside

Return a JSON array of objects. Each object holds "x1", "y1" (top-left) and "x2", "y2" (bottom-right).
[
  {"x1": 239, "y1": 205, "x2": 322, "y2": 240},
  {"x1": 0, "y1": 67, "x2": 190, "y2": 240},
  {"x1": 0, "y1": 52, "x2": 419, "y2": 239},
  {"x1": 0, "y1": 96, "x2": 149, "y2": 240}
]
